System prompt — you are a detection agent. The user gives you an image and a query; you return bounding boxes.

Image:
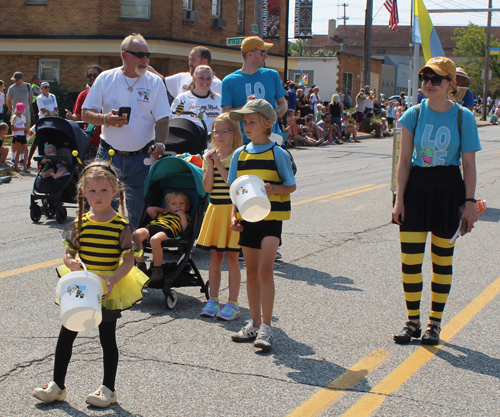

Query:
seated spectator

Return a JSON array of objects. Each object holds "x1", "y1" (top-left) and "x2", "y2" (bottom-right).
[
  {"x1": 381, "y1": 118, "x2": 392, "y2": 137},
  {"x1": 489, "y1": 108, "x2": 500, "y2": 125},
  {"x1": 361, "y1": 112, "x2": 382, "y2": 137},
  {"x1": 342, "y1": 112, "x2": 360, "y2": 143},
  {"x1": 317, "y1": 113, "x2": 340, "y2": 144},
  {"x1": 304, "y1": 114, "x2": 324, "y2": 141},
  {"x1": 293, "y1": 116, "x2": 324, "y2": 146}
]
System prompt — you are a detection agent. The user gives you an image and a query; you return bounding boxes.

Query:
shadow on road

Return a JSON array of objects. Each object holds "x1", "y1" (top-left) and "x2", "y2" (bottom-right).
[
  {"x1": 36, "y1": 401, "x2": 143, "y2": 416},
  {"x1": 479, "y1": 207, "x2": 500, "y2": 222}
]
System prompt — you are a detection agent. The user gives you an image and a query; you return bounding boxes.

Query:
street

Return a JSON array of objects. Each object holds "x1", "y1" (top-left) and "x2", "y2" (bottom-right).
[{"x1": 0, "y1": 127, "x2": 499, "y2": 417}]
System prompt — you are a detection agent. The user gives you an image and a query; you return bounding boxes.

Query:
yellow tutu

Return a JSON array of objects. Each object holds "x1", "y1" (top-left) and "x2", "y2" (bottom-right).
[
  {"x1": 56, "y1": 264, "x2": 149, "y2": 312},
  {"x1": 196, "y1": 203, "x2": 240, "y2": 252}
]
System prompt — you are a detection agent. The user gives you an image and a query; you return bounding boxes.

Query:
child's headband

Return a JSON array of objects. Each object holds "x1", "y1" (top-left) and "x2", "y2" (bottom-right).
[{"x1": 72, "y1": 149, "x2": 117, "y2": 176}]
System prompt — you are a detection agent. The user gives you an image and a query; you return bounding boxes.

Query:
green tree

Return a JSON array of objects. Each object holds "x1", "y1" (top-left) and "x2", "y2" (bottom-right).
[
  {"x1": 313, "y1": 48, "x2": 334, "y2": 57},
  {"x1": 452, "y1": 23, "x2": 500, "y2": 96},
  {"x1": 288, "y1": 39, "x2": 310, "y2": 57}
]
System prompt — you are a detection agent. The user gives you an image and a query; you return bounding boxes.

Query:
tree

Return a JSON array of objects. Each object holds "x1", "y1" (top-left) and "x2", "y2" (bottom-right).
[
  {"x1": 452, "y1": 23, "x2": 500, "y2": 96},
  {"x1": 288, "y1": 39, "x2": 310, "y2": 57},
  {"x1": 313, "y1": 48, "x2": 334, "y2": 57}
]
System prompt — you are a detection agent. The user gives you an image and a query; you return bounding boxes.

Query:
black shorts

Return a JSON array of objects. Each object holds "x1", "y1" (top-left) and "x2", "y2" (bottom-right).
[
  {"x1": 12, "y1": 135, "x2": 27, "y2": 145},
  {"x1": 239, "y1": 220, "x2": 282, "y2": 249},
  {"x1": 147, "y1": 225, "x2": 174, "y2": 239}
]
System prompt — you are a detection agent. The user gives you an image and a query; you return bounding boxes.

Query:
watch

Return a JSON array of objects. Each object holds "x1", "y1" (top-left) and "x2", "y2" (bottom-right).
[
  {"x1": 465, "y1": 198, "x2": 477, "y2": 204},
  {"x1": 103, "y1": 113, "x2": 110, "y2": 127}
]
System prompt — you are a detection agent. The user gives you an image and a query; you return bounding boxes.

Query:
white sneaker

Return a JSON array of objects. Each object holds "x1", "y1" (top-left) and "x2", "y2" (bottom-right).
[
  {"x1": 231, "y1": 319, "x2": 259, "y2": 342},
  {"x1": 33, "y1": 381, "x2": 67, "y2": 403},
  {"x1": 254, "y1": 324, "x2": 273, "y2": 350},
  {"x1": 85, "y1": 385, "x2": 117, "y2": 408}
]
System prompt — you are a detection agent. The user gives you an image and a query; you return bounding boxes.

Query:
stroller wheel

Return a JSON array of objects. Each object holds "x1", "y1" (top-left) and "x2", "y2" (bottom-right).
[
  {"x1": 56, "y1": 205, "x2": 68, "y2": 223},
  {"x1": 30, "y1": 203, "x2": 42, "y2": 223},
  {"x1": 201, "y1": 280, "x2": 210, "y2": 300},
  {"x1": 44, "y1": 201, "x2": 57, "y2": 219},
  {"x1": 164, "y1": 290, "x2": 178, "y2": 310}
]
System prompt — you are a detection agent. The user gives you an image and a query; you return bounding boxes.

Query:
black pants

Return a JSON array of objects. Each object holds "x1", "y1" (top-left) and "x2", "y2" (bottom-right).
[{"x1": 53, "y1": 320, "x2": 118, "y2": 391}]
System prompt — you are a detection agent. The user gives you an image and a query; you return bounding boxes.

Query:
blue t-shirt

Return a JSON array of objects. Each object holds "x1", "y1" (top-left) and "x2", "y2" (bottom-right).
[
  {"x1": 460, "y1": 89, "x2": 474, "y2": 108},
  {"x1": 227, "y1": 142, "x2": 296, "y2": 187},
  {"x1": 222, "y1": 68, "x2": 286, "y2": 144},
  {"x1": 399, "y1": 99, "x2": 481, "y2": 168},
  {"x1": 287, "y1": 89, "x2": 297, "y2": 110}
]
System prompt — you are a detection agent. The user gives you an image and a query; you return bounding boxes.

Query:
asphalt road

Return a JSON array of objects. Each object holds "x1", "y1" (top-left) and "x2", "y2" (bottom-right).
[{"x1": 0, "y1": 127, "x2": 499, "y2": 417}]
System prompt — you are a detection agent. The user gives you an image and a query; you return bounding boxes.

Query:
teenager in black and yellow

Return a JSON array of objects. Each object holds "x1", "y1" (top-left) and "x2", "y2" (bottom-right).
[
  {"x1": 33, "y1": 161, "x2": 149, "y2": 408},
  {"x1": 227, "y1": 99, "x2": 296, "y2": 350},
  {"x1": 134, "y1": 190, "x2": 191, "y2": 282},
  {"x1": 392, "y1": 57, "x2": 481, "y2": 345}
]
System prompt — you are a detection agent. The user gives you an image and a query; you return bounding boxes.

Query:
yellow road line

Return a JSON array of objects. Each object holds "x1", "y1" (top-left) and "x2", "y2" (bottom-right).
[
  {"x1": 340, "y1": 274, "x2": 500, "y2": 417},
  {"x1": 324, "y1": 185, "x2": 387, "y2": 202},
  {"x1": 494, "y1": 151, "x2": 500, "y2": 154},
  {"x1": 286, "y1": 349, "x2": 390, "y2": 417},
  {"x1": 292, "y1": 184, "x2": 377, "y2": 207},
  {"x1": 0, "y1": 258, "x2": 61, "y2": 280}
]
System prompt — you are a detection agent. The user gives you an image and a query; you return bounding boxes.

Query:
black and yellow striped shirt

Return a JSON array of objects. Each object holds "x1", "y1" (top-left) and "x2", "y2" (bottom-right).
[
  {"x1": 147, "y1": 212, "x2": 191, "y2": 237},
  {"x1": 203, "y1": 153, "x2": 233, "y2": 205}
]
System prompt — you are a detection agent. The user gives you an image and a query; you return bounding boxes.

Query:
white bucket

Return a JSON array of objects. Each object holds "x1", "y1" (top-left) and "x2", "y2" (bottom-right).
[
  {"x1": 229, "y1": 175, "x2": 271, "y2": 222},
  {"x1": 57, "y1": 265, "x2": 103, "y2": 332}
]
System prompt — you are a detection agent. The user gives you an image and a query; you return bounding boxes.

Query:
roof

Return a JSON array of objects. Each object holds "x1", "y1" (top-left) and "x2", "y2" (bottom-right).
[{"x1": 306, "y1": 25, "x2": 500, "y2": 50}]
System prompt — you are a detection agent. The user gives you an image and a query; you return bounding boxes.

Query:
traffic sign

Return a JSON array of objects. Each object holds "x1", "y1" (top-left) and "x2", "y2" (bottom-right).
[{"x1": 226, "y1": 37, "x2": 245, "y2": 46}]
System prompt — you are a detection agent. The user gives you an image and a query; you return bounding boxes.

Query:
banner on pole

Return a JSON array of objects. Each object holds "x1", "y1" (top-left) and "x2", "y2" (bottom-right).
[
  {"x1": 263, "y1": 0, "x2": 281, "y2": 39},
  {"x1": 294, "y1": 0, "x2": 313, "y2": 38}
]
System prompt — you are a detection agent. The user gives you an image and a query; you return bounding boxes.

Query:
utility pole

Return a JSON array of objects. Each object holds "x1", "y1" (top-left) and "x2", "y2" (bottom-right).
[
  {"x1": 341, "y1": 3, "x2": 349, "y2": 51},
  {"x1": 482, "y1": 0, "x2": 493, "y2": 121},
  {"x1": 363, "y1": 0, "x2": 373, "y2": 87},
  {"x1": 284, "y1": 0, "x2": 289, "y2": 80}
]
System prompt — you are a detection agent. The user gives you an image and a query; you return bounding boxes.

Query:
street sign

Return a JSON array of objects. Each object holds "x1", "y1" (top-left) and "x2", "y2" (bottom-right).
[
  {"x1": 226, "y1": 37, "x2": 245, "y2": 46},
  {"x1": 252, "y1": 24, "x2": 259, "y2": 34}
]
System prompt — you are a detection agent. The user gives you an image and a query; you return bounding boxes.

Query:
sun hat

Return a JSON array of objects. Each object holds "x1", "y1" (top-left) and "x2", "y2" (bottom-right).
[
  {"x1": 11, "y1": 72, "x2": 23, "y2": 81},
  {"x1": 455, "y1": 67, "x2": 469, "y2": 79},
  {"x1": 15, "y1": 102, "x2": 25, "y2": 113},
  {"x1": 229, "y1": 99, "x2": 276, "y2": 123},
  {"x1": 418, "y1": 57, "x2": 456, "y2": 81},
  {"x1": 241, "y1": 36, "x2": 273, "y2": 54}
]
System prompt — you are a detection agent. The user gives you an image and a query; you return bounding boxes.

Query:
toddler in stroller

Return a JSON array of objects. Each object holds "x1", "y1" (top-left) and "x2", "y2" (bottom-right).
[
  {"x1": 40, "y1": 143, "x2": 70, "y2": 179},
  {"x1": 134, "y1": 190, "x2": 192, "y2": 282}
]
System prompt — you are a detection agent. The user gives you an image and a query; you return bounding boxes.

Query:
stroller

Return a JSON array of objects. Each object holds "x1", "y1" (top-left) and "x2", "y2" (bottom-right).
[
  {"x1": 139, "y1": 156, "x2": 209, "y2": 309},
  {"x1": 29, "y1": 117, "x2": 90, "y2": 224}
]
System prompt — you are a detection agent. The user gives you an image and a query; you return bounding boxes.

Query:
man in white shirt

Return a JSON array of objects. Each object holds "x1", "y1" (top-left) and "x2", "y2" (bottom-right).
[
  {"x1": 164, "y1": 46, "x2": 222, "y2": 98},
  {"x1": 82, "y1": 33, "x2": 171, "y2": 227},
  {"x1": 37, "y1": 82, "x2": 58, "y2": 118}
]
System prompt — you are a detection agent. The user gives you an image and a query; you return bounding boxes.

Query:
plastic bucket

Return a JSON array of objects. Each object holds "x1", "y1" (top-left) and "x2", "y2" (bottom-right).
[
  {"x1": 229, "y1": 175, "x2": 270, "y2": 222},
  {"x1": 57, "y1": 267, "x2": 103, "y2": 332}
]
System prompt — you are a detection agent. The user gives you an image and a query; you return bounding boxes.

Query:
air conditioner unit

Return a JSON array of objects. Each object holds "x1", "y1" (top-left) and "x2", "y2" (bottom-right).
[
  {"x1": 183, "y1": 9, "x2": 199, "y2": 23},
  {"x1": 212, "y1": 18, "x2": 227, "y2": 29}
]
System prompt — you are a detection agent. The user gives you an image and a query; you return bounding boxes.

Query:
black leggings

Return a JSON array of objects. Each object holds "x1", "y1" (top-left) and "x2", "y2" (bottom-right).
[{"x1": 53, "y1": 320, "x2": 118, "y2": 391}]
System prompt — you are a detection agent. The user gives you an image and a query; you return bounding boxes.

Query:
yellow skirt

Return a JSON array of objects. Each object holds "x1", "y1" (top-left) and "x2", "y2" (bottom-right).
[
  {"x1": 56, "y1": 264, "x2": 149, "y2": 312},
  {"x1": 196, "y1": 203, "x2": 240, "y2": 252}
]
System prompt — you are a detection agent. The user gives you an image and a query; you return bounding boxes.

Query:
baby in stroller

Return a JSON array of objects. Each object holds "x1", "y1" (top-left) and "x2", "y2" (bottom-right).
[
  {"x1": 40, "y1": 143, "x2": 70, "y2": 179},
  {"x1": 133, "y1": 190, "x2": 192, "y2": 282}
]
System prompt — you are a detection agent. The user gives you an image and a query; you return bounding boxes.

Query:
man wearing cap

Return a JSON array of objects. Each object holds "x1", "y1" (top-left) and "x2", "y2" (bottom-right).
[
  {"x1": 221, "y1": 36, "x2": 287, "y2": 144},
  {"x1": 82, "y1": 33, "x2": 171, "y2": 228},
  {"x1": 6, "y1": 72, "x2": 32, "y2": 129},
  {"x1": 164, "y1": 46, "x2": 222, "y2": 99},
  {"x1": 37, "y1": 82, "x2": 58, "y2": 119},
  {"x1": 455, "y1": 67, "x2": 474, "y2": 111}
]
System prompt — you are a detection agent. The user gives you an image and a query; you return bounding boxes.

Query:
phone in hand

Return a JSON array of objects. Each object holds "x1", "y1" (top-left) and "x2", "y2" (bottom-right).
[
  {"x1": 118, "y1": 107, "x2": 131, "y2": 123},
  {"x1": 65, "y1": 109, "x2": 71, "y2": 114}
]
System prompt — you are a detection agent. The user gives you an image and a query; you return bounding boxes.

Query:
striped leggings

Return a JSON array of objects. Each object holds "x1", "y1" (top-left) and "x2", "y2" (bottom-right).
[{"x1": 400, "y1": 231, "x2": 455, "y2": 323}]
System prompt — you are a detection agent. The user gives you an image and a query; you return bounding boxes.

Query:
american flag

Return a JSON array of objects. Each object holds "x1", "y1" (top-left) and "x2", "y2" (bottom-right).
[{"x1": 384, "y1": 0, "x2": 399, "y2": 30}]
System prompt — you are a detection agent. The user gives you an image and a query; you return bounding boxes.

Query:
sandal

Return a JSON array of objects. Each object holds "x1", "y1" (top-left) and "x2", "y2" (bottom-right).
[
  {"x1": 149, "y1": 266, "x2": 163, "y2": 282},
  {"x1": 421, "y1": 324, "x2": 441, "y2": 345},
  {"x1": 393, "y1": 321, "x2": 421, "y2": 344}
]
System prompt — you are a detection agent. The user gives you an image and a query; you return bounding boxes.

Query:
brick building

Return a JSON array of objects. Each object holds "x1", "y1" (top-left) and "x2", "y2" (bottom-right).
[{"x1": 0, "y1": 0, "x2": 289, "y2": 94}]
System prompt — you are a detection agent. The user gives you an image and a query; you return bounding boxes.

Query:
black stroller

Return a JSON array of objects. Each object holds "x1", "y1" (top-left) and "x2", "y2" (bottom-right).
[
  {"x1": 138, "y1": 117, "x2": 209, "y2": 309},
  {"x1": 29, "y1": 118, "x2": 90, "y2": 224}
]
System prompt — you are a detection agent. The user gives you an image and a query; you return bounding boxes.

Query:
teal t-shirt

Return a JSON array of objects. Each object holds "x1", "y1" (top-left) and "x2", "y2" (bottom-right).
[{"x1": 399, "y1": 99, "x2": 481, "y2": 167}]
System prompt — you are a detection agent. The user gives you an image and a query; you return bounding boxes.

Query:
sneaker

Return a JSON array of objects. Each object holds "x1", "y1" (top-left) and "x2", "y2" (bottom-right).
[
  {"x1": 216, "y1": 302, "x2": 240, "y2": 321},
  {"x1": 33, "y1": 381, "x2": 67, "y2": 403},
  {"x1": 316, "y1": 138, "x2": 325, "y2": 146},
  {"x1": 86, "y1": 385, "x2": 117, "y2": 408},
  {"x1": 253, "y1": 324, "x2": 273, "y2": 350},
  {"x1": 200, "y1": 298, "x2": 220, "y2": 318},
  {"x1": 231, "y1": 319, "x2": 259, "y2": 342},
  {"x1": 275, "y1": 251, "x2": 283, "y2": 261},
  {"x1": 345, "y1": 138, "x2": 355, "y2": 143}
]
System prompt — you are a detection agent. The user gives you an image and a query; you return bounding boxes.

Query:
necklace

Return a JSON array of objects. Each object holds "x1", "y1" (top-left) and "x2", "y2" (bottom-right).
[{"x1": 122, "y1": 71, "x2": 141, "y2": 92}]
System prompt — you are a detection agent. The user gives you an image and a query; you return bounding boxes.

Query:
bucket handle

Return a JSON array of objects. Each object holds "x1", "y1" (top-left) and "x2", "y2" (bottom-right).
[{"x1": 81, "y1": 261, "x2": 88, "y2": 273}]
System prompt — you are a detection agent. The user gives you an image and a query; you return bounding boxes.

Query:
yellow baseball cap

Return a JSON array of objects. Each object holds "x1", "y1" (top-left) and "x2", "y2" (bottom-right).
[
  {"x1": 419, "y1": 57, "x2": 456, "y2": 80},
  {"x1": 241, "y1": 36, "x2": 273, "y2": 54}
]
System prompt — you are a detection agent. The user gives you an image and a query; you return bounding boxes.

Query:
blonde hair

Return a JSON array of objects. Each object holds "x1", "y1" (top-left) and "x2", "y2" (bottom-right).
[
  {"x1": 256, "y1": 113, "x2": 273, "y2": 137},
  {"x1": 74, "y1": 161, "x2": 125, "y2": 250},
  {"x1": 0, "y1": 122, "x2": 8, "y2": 132},
  {"x1": 297, "y1": 88, "x2": 304, "y2": 97},
  {"x1": 209, "y1": 113, "x2": 243, "y2": 150},
  {"x1": 165, "y1": 189, "x2": 190, "y2": 206},
  {"x1": 331, "y1": 94, "x2": 340, "y2": 104},
  {"x1": 187, "y1": 65, "x2": 216, "y2": 99}
]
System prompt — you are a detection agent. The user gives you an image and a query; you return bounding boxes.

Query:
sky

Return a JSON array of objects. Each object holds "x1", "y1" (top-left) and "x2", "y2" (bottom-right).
[{"x1": 289, "y1": 0, "x2": 499, "y2": 37}]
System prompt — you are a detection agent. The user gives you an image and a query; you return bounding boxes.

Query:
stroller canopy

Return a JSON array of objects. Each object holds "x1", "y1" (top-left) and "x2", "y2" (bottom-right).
[{"x1": 35, "y1": 117, "x2": 90, "y2": 157}]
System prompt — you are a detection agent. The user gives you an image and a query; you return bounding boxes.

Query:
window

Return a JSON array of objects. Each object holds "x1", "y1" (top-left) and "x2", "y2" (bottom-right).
[
  {"x1": 183, "y1": 0, "x2": 193, "y2": 9},
  {"x1": 121, "y1": 0, "x2": 150, "y2": 19},
  {"x1": 212, "y1": 0, "x2": 221, "y2": 17},
  {"x1": 343, "y1": 72, "x2": 353, "y2": 94},
  {"x1": 39, "y1": 59, "x2": 60, "y2": 83},
  {"x1": 237, "y1": 0, "x2": 244, "y2": 33},
  {"x1": 26, "y1": 0, "x2": 47, "y2": 4}
]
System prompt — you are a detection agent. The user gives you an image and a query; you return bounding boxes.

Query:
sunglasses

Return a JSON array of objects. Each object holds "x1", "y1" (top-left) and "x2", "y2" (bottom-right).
[
  {"x1": 125, "y1": 51, "x2": 152, "y2": 59},
  {"x1": 87, "y1": 73, "x2": 99, "y2": 79},
  {"x1": 419, "y1": 74, "x2": 449, "y2": 86},
  {"x1": 211, "y1": 129, "x2": 232, "y2": 137}
]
